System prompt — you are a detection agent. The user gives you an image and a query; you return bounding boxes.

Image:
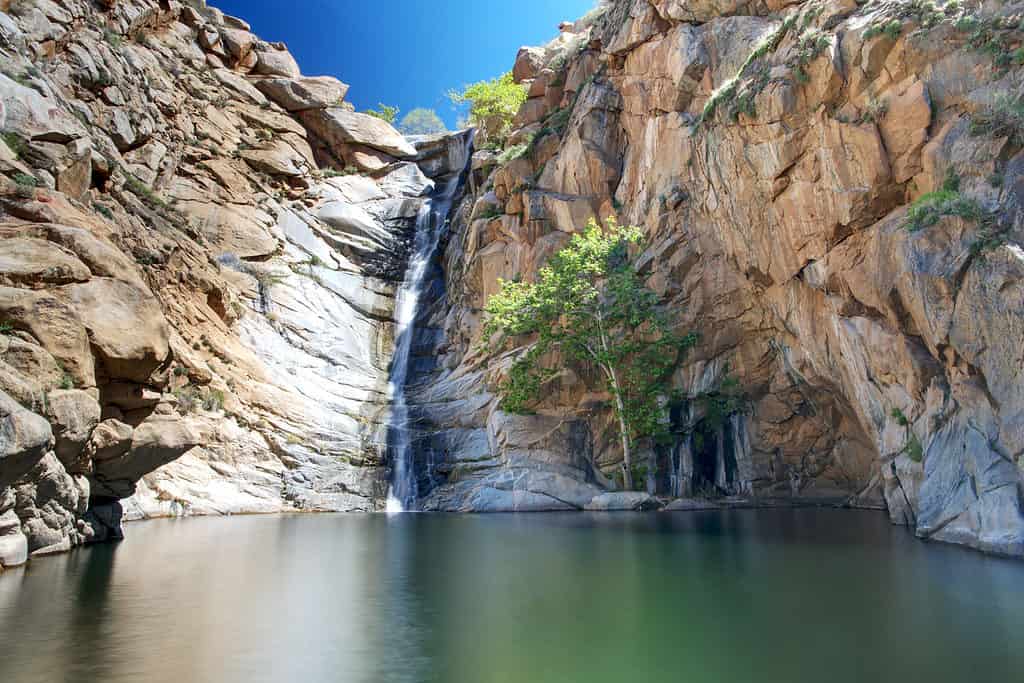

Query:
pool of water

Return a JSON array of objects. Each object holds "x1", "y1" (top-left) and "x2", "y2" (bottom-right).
[{"x1": 1, "y1": 509, "x2": 1022, "y2": 683}]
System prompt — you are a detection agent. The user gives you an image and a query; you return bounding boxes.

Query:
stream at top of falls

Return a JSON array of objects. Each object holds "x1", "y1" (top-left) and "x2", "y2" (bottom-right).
[
  {"x1": 2, "y1": 509, "x2": 1024, "y2": 683},
  {"x1": 385, "y1": 132, "x2": 474, "y2": 513}
]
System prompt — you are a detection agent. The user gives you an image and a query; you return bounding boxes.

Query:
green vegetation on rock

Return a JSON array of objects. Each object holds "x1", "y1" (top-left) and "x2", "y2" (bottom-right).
[
  {"x1": 970, "y1": 94, "x2": 1024, "y2": 146},
  {"x1": 482, "y1": 217, "x2": 697, "y2": 490},
  {"x1": 448, "y1": 71, "x2": 527, "y2": 146},
  {"x1": 364, "y1": 103, "x2": 399, "y2": 124}
]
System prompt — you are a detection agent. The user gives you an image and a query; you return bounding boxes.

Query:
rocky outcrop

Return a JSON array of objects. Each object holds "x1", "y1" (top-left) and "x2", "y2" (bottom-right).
[
  {"x1": 1, "y1": 0, "x2": 1021, "y2": 563},
  {"x1": 0, "y1": 0, "x2": 471, "y2": 564},
  {"x1": 404, "y1": 0, "x2": 1024, "y2": 556}
]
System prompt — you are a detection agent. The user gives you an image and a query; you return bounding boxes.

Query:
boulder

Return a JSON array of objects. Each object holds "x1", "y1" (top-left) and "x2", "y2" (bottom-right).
[
  {"x1": 0, "y1": 73, "x2": 88, "y2": 143},
  {"x1": 0, "y1": 390, "x2": 52, "y2": 489},
  {"x1": 14, "y1": 452, "x2": 86, "y2": 555},
  {"x1": 240, "y1": 143, "x2": 306, "y2": 177},
  {"x1": 91, "y1": 414, "x2": 200, "y2": 498},
  {"x1": 0, "y1": 287, "x2": 95, "y2": 387},
  {"x1": 513, "y1": 46, "x2": 546, "y2": 83},
  {"x1": 254, "y1": 76, "x2": 349, "y2": 112},
  {"x1": 585, "y1": 491, "x2": 663, "y2": 511},
  {"x1": 41, "y1": 225, "x2": 146, "y2": 289},
  {"x1": 299, "y1": 107, "x2": 417, "y2": 158},
  {"x1": 254, "y1": 47, "x2": 301, "y2": 78},
  {"x1": 377, "y1": 162, "x2": 435, "y2": 197},
  {"x1": 212, "y1": 68, "x2": 268, "y2": 105},
  {"x1": 318, "y1": 200, "x2": 393, "y2": 248},
  {"x1": 87, "y1": 419, "x2": 133, "y2": 462},
  {"x1": 0, "y1": 237, "x2": 91, "y2": 287},
  {"x1": 0, "y1": 510, "x2": 28, "y2": 568},
  {"x1": 45, "y1": 389, "x2": 101, "y2": 472},
  {"x1": 66, "y1": 279, "x2": 170, "y2": 383},
  {"x1": 344, "y1": 145, "x2": 396, "y2": 172}
]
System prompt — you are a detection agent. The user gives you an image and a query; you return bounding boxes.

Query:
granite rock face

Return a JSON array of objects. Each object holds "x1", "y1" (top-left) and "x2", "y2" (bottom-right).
[
  {"x1": 403, "y1": 0, "x2": 1024, "y2": 556},
  {"x1": 1, "y1": 0, "x2": 1022, "y2": 563},
  {"x1": 0, "y1": 0, "x2": 471, "y2": 562}
]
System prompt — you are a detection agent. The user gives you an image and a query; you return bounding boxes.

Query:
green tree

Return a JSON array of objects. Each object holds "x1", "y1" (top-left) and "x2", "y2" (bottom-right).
[
  {"x1": 448, "y1": 71, "x2": 527, "y2": 145},
  {"x1": 398, "y1": 108, "x2": 448, "y2": 135},
  {"x1": 483, "y1": 217, "x2": 697, "y2": 490},
  {"x1": 364, "y1": 103, "x2": 399, "y2": 124}
]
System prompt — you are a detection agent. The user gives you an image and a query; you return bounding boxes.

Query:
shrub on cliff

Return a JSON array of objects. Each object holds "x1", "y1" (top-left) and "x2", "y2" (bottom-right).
[
  {"x1": 364, "y1": 103, "x2": 399, "y2": 124},
  {"x1": 482, "y1": 217, "x2": 697, "y2": 490},
  {"x1": 448, "y1": 71, "x2": 526, "y2": 146}
]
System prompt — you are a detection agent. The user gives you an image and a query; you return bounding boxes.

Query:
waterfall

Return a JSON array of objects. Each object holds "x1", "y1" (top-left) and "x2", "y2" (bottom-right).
[{"x1": 385, "y1": 132, "x2": 474, "y2": 513}]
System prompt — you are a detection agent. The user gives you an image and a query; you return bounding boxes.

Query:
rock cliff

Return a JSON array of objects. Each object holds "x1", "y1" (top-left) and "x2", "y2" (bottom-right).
[
  {"x1": 408, "y1": 0, "x2": 1024, "y2": 557},
  {"x1": 1, "y1": 0, "x2": 1022, "y2": 568},
  {"x1": 0, "y1": 0, "x2": 471, "y2": 568}
]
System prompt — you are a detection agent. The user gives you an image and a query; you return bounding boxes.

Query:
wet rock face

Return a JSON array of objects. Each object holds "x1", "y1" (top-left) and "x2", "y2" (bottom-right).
[
  {"x1": 410, "y1": 0, "x2": 1024, "y2": 555},
  {"x1": 0, "y1": 0, "x2": 474, "y2": 557}
]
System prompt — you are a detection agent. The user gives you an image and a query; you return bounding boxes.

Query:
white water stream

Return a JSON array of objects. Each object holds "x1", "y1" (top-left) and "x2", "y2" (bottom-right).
[{"x1": 385, "y1": 134, "x2": 473, "y2": 512}]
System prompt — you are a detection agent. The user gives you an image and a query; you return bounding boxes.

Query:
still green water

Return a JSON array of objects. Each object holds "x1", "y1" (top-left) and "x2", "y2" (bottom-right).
[{"x1": 1, "y1": 509, "x2": 1022, "y2": 683}]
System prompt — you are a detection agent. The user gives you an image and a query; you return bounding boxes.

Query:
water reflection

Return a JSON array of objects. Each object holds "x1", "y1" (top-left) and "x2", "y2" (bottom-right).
[{"x1": 1, "y1": 510, "x2": 1022, "y2": 683}]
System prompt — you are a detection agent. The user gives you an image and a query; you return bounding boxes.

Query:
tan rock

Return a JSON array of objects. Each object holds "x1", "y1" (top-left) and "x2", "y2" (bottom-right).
[
  {"x1": 66, "y1": 279, "x2": 170, "y2": 383},
  {"x1": 0, "y1": 286, "x2": 95, "y2": 387},
  {"x1": 254, "y1": 47, "x2": 301, "y2": 78},
  {"x1": 87, "y1": 419, "x2": 133, "y2": 462},
  {"x1": 254, "y1": 76, "x2": 349, "y2": 112},
  {"x1": 513, "y1": 47, "x2": 546, "y2": 83},
  {"x1": 876, "y1": 78, "x2": 931, "y2": 184},
  {"x1": 92, "y1": 413, "x2": 200, "y2": 498},
  {"x1": 0, "y1": 237, "x2": 91, "y2": 288},
  {"x1": 45, "y1": 389, "x2": 100, "y2": 473},
  {"x1": 299, "y1": 107, "x2": 417, "y2": 159}
]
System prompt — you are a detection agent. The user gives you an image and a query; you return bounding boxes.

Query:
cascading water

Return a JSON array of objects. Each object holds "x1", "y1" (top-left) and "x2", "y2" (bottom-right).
[{"x1": 385, "y1": 132, "x2": 474, "y2": 513}]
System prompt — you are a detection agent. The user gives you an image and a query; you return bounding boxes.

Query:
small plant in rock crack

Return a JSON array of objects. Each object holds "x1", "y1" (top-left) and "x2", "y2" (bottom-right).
[
  {"x1": 969, "y1": 94, "x2": 1024, "y2": 146},
  {"x1": 904, "y1": 190, "x2": 980, "y2": 230},
  {"x1": 0, "y1": 321, "x2": 13, "y2": 334},
  {"x1": 202, "y1": 389, "x2": 225, "y2": 413},
  {"x1": 1, "y1": 132, "x2": 27, "y2": 158},
  {"x1": 903, "y1": 170, "x2": 992, "y2": 233},
  {"x1": 479, "y1": 204, "x2": 503, "y2": 220},
  {"x1": 891, "y1": 408, "x2": 923, "y2": 463},
  {"x1": 12, "y1": 172, "x2": 39, "y2": 198},
  {"x1": 864, "y1": 19, "x2": 903, "y2": 41},
  {"x1": 174, "y1": 386, "x2": 199, "y2": 415},
  {"x1": 859, "y1": 96, "x2": 889, "y2": 124},
  {"x1": 93, "y1": 203, "x2": 114, "y2": 219},
  {"x1": 102, "y1": 28, "x2": 123, "y2": 49},
  {"x1": 122, "y1": 172, "x2": 166, "y2": 208}
]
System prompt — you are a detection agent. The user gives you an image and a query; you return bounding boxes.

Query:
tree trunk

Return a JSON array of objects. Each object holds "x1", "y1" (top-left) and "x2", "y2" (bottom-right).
[{"x1": 608, "y1": 366, "x2": 633, "y2": 490}]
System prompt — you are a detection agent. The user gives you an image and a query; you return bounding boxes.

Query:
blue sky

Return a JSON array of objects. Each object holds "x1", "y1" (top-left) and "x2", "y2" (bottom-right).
[{"x1": 212, "y1": 0, "x2": 596, "y2": 129}]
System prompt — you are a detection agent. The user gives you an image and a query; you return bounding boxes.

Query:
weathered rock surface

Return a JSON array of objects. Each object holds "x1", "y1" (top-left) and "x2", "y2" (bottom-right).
[
  {"x1": 0, "y1": 0, "x2": 470, "y2": 564},
  {"x1": 300, "y1": 108, "x2": 418, "y2": 158},
  {"x1": 1, "y1": 0, "x2": 1022, "y2": 564},
  {"x1": 402, "y1": 0, "x2": 1024, "y2": 557}
]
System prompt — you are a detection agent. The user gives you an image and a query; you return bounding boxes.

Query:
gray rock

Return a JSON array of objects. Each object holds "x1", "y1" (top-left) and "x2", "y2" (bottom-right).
[
  {"x1": 0, "y1": 390, "x2": 52, "y2": 489},
  {"x1": 0, "y1": 510, "x2": 28, "y2": 568},
  {"x1": 377, "y1": 162, "x2": 435, "y2": 198},
  {"x1": 14, "y1": 452, "x2": 86, "y2": 554},
  {"x1": 586, "y1": 491, "x2": 662, "y2": 511}
]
